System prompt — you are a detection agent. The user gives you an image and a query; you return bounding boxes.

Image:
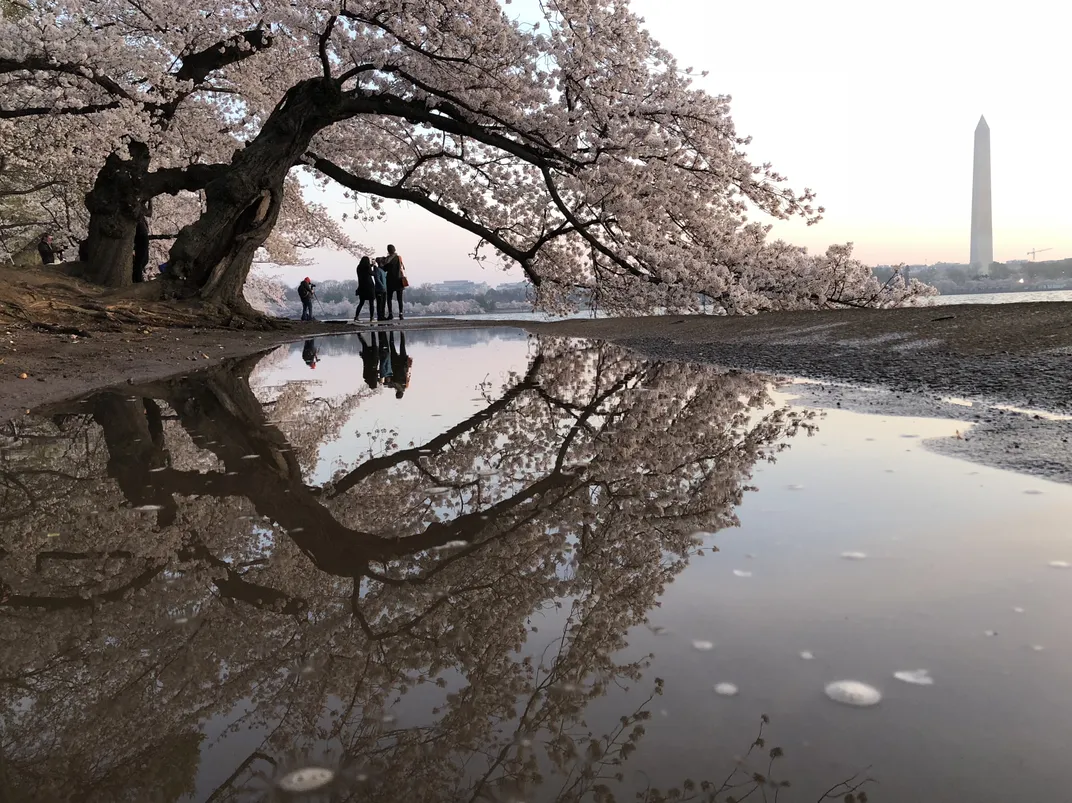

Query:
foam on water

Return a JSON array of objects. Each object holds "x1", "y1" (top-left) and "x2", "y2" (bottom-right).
[
  {"x1": 824, "y1": 680, "x2": 882, "y2": 707},
  {"x1": 894, "y1": 669, "x2": 934, "y2": 686},
  {"x1": 276, "y1": 766, "x2": 335, "y2": 793}
]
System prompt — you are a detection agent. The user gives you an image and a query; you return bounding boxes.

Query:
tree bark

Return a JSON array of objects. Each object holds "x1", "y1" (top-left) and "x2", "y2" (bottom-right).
[
  {"x1": 83, "y1": 143, "x2": 150, "y2": 288},
  {"x1": 167, "y1": 78, "x2": 345, "y2": 307}
]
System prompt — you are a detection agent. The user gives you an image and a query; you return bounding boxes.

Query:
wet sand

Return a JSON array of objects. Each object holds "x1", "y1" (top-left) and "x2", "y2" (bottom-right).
[{"x1": 3, "y1": 302, "x2": 1070, "y2": 424}]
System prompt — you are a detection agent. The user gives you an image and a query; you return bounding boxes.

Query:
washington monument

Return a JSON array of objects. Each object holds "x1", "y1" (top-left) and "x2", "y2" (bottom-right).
[{"x1": 970, "y1": 116, "x2": 993, "y2": 269}]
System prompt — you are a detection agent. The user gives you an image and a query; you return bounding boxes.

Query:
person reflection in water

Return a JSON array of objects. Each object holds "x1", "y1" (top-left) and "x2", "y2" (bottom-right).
[
  {"x1": 301, "y1": 338, "x2": 319, "y2": 370},
  {"x1": 388, "y1": 331, "x2": 412, "y2": 398},
  {"x1": 377, "y1": 331, "x2": 393, "y2": 385},
  {"x1": 357, "y1": 332, "x2": 379, "y2": 389}
]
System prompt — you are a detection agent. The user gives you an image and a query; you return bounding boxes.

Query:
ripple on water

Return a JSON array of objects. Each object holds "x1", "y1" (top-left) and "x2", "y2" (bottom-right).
[
  {"x1": 893, "y1": 669, "x2": 934, "y2": 686},
  {"x1": 276, "y1": 766, "x2": 335, "y2": 794},
  {"x1": 824, "y1": 680, "x2": 882, "y2": 707},
  {"x1": 713, "y1": 683, "x2": 739, "y2": 696}
]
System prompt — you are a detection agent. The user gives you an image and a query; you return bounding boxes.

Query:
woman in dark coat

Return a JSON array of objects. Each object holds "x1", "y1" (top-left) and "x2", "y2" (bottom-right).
[{"x1": 354, "y1": 256, "x2": 376, "y2": 322}]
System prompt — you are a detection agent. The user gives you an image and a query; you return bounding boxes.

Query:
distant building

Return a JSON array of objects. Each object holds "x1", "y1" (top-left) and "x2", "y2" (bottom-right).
[
  {"x1": 426, "y1": 280, "x2": 490, "y2": 296},
  {"x1": 496, "y1": 281, "x2": 530, "y2": 292}
]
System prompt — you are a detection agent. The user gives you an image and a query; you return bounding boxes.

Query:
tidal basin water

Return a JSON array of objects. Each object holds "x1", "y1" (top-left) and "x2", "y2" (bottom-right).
[{"x1": 1, "y1": 328, "x2": 1070, "y2": 802}]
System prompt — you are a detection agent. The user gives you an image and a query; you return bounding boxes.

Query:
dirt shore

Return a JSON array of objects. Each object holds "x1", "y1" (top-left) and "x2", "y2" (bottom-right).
[
  {"x1": 3, "y1": 301, "x2": 1071, "y2": 424},
  {"x1": 532, "y1": 302, "x2": 1072, "y2": 412}
]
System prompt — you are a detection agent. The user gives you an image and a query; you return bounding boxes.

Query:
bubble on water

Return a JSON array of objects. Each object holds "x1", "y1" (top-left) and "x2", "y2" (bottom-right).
[
  {"x1": 713, "y1": 683, "x2": 739, "y2": 696},
  {"x1": 1048, "y1": 560, "x2": 1070, "y2": 569},
  {"x1": 433, "y1": 540, "x2": 469, "y2": 551},
  {"x1": 799, "y1": 651, "x2": 815, "y2": 660},
  {"x1": 133, "y1": 504, "x2": 164, "y2": 512},
  {"x1": 824, "y1": 680, "x2": 881, "y2": 707},
  {"x1": 840, "y1": 551, "x2": 867, "y2": 561},
  {"x1": 1013, "y1": 607, "x2": 1025, "y2": 614},
  {"x1": 692, "y1": 640, "x2": 714, "y2": 651},
  {"x1": 732, "y1": 569, "x2": 752, "y2": 578},
  {"x1": 1024, "y1": 489, "x2": 1044, "y2": 495},
  {"x1": 276, "y1": 766, "x2": 335, "y2": 793},
  {"x1": 787, "y1": 484, "x2": 805, "y2": 491},
  {"x1": 893, "y1": 669, "x2": 934, "y2": 686}
]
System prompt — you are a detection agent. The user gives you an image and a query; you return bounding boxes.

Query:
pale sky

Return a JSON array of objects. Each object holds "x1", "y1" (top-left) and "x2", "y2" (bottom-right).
[{"x1": 299, "y1": 0, "x2": 1072, "y2": 285}]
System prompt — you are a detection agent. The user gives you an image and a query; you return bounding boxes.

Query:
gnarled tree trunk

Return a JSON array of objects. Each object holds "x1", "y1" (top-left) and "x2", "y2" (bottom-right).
[
  {"x1": 84, "y1": 143, "x2": 150, "y2": 288},
  {"x1": 167, "y1": 78, "x2": 344, "y2": 308}
]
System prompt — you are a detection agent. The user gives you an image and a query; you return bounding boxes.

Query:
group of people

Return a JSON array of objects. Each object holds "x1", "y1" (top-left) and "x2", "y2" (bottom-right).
[
  {"x1": 354, "y1": 244, "x2": 408, "y2": 323},
  {"x1": 297, "y1": 245, "x2": 407, "y2": 323},
  {"x1": 301, "y1": 332, "x2": 412, "y2": 398}
]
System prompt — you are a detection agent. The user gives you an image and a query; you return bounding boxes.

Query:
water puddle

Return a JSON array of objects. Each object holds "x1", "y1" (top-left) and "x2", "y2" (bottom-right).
[{"x1": 1, "y1": 327, "x2": 1070, "y2": 802}]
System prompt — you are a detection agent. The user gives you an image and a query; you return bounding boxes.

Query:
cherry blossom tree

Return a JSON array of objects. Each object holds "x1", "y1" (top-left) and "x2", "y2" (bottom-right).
[
  {"x1": 0, "y1": 0, "x2": 933, "y2": 315},
  {"x1": 0, "y1": 337, "x2": 820, "y2": 800}
]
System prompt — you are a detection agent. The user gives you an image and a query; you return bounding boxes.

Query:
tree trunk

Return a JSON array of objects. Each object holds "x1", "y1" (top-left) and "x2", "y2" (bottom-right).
[
  {"x1": 167, "y1": 78, "x2": 344, "y2": 307},
  {"x1": 83, "y1": 143, "x2": 150, "y2": 288}
]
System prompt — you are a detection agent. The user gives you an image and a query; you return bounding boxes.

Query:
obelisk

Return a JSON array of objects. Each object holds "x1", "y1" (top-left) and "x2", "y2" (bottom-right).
[{"x1": 970, "y1": 116, "x2": 993, "y2": 269}]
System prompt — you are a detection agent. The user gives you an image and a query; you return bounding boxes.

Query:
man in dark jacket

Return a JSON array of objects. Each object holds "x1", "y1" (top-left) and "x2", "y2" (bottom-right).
[
  {"x1": 37, "y1": 234, "x2": 57, "y2": 265},
  {"x1": 298, "y1": 277, "x2": 316, "y2": 321}
]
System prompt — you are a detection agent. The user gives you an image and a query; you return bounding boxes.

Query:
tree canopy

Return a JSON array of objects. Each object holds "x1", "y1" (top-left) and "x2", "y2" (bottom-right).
[{"x1": 0, "y1": 0, "x2": 933, "y2": 314}]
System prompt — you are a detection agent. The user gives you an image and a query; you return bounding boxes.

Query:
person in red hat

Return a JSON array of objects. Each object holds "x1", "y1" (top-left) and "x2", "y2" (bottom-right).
[{"x1": 297, "y1": 277, "x2": 316, "y2": 321}]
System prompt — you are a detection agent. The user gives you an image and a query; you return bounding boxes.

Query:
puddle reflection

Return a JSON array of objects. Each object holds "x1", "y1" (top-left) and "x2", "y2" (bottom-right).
[{"x1": 0, "y1": 333, "x2": 815, "y2": 802}]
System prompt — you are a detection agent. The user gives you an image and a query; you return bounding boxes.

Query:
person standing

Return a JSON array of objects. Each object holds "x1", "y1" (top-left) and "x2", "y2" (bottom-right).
[
  {"x1": 37, "y1": 234, "x2": 56, "y2": 265},
  {"x1": 354, "y1": 256, "x2": 376, "y2": 323},
  {"x1": 302, "y1": 338, "x2": 319, "y2": 369},
  {"x1": 388, "y1": 331, "x2": 412, "y2": 399},
  {"x1": 357, "y1": 332, "x2": 380, "y2": 389},
  {"x1": 373, "y1": 259, "x2": 388, "y2": 322},
  {"x1": 377, "y1": 331, "x2": 393, "y2": 385},
  {"x1": 297, "y1": 277, "x2": 316, "y2": 321},
  {"x1": 383, "y1": 244, "x2": 407, "y2": 320}
]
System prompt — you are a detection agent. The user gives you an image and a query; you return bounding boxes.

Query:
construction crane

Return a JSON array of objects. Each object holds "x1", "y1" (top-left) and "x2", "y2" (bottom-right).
[{"x1": 1027, "y1": 247, "x2": 1052, "y2": 260}]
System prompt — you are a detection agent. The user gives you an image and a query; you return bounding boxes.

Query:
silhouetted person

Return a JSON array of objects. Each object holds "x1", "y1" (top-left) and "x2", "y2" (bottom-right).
[
  {"x1": 389, "y1": 331, "x2": 412, "y2": 399},
  {"x1": 383, "y1": 244, "x2": 406, "y2": 320},
  {"x1": 133, "y1": 214, "x2": 150, "y2": 283},
  {"x1": 302, "y1": 338, "x2": 319, "y2": 369},
  {"x1": 357, "y1": 332, "x2": 379, "y2": 389},
  {"x1": 354, "y1": 256, "x2": 376, "y2": 323},
  {"x1": 377, "y1": 331, "x2": 392, "y2": 384},
  {"x1": 37, "y1": 234, "x2": 56, "y2": 265},
  {"x1": 373, "y1": 259, "x2": 387, "y2": 322},
  {"x1": 298, "y1": 277, "x2": 316, "y2": 321}
]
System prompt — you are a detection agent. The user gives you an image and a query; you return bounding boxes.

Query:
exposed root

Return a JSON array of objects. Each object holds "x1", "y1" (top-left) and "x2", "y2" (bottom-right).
[{"x1": 0, "y1": 263, "x2": 289, "y2": 333}]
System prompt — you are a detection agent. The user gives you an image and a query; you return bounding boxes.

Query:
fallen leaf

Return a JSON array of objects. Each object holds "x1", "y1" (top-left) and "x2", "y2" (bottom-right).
[{"x1": 18, "y1": 372, "x2": 28, "y2": 379}]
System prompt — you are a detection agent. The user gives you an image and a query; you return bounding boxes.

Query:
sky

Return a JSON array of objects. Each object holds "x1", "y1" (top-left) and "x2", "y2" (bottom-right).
[{"x1": 296, "y1": 0, "x2": 1072, "y2": 285}]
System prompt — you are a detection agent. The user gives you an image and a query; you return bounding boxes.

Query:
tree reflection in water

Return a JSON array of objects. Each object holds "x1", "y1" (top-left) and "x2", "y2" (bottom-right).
[{"x1": 0, "y1": 337, "x2": 820, "y2": 802}]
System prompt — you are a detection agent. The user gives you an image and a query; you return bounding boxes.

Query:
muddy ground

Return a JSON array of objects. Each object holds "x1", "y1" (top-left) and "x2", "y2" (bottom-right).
[
  {"x1": 532, "y1": 302, "x2": 1072, "y2": 412},
  {"x1": 3, "y1": 286, "x2": 1071, "y2": 484}
]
